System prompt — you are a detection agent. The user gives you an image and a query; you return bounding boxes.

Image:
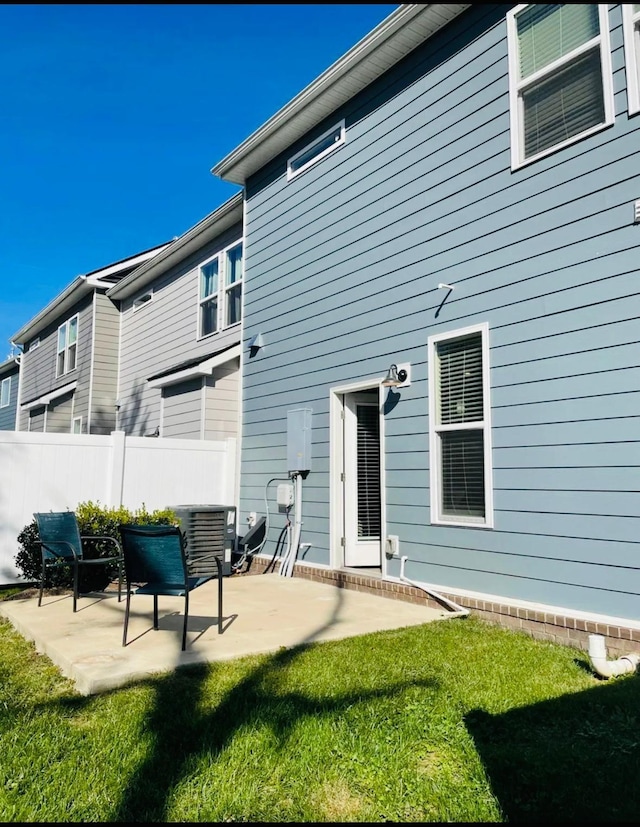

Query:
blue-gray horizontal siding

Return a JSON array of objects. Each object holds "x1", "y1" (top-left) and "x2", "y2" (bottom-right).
[
  {"x1": 239, "y1": 4, "x2": 640, "y2": 619},
  {"x1": 117, "y1": 222, "x2": 242, "y2": 437}
]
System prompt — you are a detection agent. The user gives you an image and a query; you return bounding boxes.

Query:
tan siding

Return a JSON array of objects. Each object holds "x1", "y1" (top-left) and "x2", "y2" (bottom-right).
[
  {"x1": 204, "y1": 361, "x2": 240, "y2": 440},
  {"x1": 46, "y1": 392, "x2": 74, "y2": 433},
  {"x1": 90, "y1": 293, "x2": 120, "y2": 434},
  {"x1": 18, "y1": 294, "x2": 94, "y2": 431}
]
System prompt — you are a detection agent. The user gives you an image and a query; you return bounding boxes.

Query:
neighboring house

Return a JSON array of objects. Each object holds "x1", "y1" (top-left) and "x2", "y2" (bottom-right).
[
  {"x1": 11, "y1": 243, "x2": 168, "y2": 434},
  {"x1": 211, "y1": 4, "x2": 640, "y2": 643},
  {"x1": 107, "y1": 193, "x2": 243, "y2": 441},
  {"x1": 0, "y1": 355, "x2": 20, "y2": 430}
]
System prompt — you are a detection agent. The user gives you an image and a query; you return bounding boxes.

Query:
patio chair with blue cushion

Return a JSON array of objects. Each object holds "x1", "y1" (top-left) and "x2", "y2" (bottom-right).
[
  {"x1": 118, "y1": 523, "x2": 223, "y2": 651},
  {"x1": 34, "y1": 511, "x2": 123, "y2": 613}
]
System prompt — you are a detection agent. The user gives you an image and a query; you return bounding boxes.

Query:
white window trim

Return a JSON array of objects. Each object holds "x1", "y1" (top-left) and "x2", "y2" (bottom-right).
[
  {"x1": 132, "y1": 289, "x2": 153, "y2": 312},
  {"x1": 507, "y1": 3, "x2": 615, "y2": 171},
  {"x1": 56, "y1": 314, "x2": 79, "y2": 378},
  {"x1": 71, "y1": 416, "x2": 82, "y2": 434},
  {"x1": 0, "y1": 376, "x2": 10, "y2": 408},
  {"x1": 196, "y1": 238, "x2": 243, "y2": 342},
  {"x1": 622, "y1": 3, "x2": 640, "y2": 116},
  {"x1": 287, "y1": 119, "x2": 345, "y2": 181},
  {"x1": 223, "y1": 240, "x2": 243, "y2": 329},
  {"x1": 428, "y1": 322, "x2": 494, "y2": 529}
]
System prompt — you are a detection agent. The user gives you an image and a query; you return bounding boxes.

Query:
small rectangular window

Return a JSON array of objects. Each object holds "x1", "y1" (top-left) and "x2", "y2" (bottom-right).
[
  {"x1": 0, "y1": 377, "x2": 10, "y2": 408},
  {"x1": 428, "y1": 323, "x2": 493, "y2": 527},
  {"x1": 507, "y1": 4, "x2": 614, "y2": 169},
  {"x1": 287, "y1": 120, "x2": 345, "y2": 180},
  {"x1": 56, "y1": 314, "x2": 79, "y2": 377},
  {"x1": 623, "y1": 4, "x2": 640, "y2": 115},
  {"x1": 133, "y1": 291, "x2": 153, "y2": 312},
  {"x1": 72, "y1": 416, "x2": 82, "y2": 434}
]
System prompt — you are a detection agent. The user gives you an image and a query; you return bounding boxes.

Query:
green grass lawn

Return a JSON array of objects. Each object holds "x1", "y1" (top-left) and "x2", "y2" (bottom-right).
[{"x1": 1, "y1": 601, "x2": 639, "y2": 822}]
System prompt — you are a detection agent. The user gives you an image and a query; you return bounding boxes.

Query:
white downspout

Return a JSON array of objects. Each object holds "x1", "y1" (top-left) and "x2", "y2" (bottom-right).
[
  {"x1": 399, "y1": 555, "x2": 469, "y2": 617},
  {"x1": 588, "y1": 634, "x2": 640, "y2": 679}
]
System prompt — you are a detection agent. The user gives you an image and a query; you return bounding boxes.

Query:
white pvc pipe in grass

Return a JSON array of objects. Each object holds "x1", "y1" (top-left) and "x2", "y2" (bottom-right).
[
  {"x1": 399, "y1": 555, "x2": 469, "y2": 617},
  {"x1": 588, "y1": 634, "x2": 640, "y2": 679}
]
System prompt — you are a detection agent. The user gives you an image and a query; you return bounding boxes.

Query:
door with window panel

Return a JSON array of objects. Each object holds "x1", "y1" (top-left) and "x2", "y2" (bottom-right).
[{"x1": 343, "y1": 389, "x2": 382, "y2": 568}]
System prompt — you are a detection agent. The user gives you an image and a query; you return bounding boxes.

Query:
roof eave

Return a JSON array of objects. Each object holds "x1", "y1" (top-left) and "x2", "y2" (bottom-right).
[
  {"x1": 10, "y1": 277, "x2": 89, "y2": 346},
  {"x1": 10, "y1": 243, "x2": 171, "y2": 345},
  {"x1": 108, "y1": 192, "x2": 244, "y2": 301},
  {"x1": 211, "y1": 4, "x2": 470, "y2": 186}
]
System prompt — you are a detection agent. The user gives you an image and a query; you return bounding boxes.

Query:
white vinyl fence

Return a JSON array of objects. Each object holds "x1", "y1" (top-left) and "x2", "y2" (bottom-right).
[{"x1": 0, "y1": 430, "x2": 237, "y2": 584}]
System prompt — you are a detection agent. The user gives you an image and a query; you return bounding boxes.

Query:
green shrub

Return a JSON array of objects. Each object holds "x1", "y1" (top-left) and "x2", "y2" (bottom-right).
[{"x1": 15, "y1": 501, "x2": 177, "y2": 592}]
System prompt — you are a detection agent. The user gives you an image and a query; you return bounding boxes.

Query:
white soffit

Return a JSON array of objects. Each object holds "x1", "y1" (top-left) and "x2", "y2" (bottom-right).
[{"x1": 211, "y1": 4, "x2": 470, "y2": 185}]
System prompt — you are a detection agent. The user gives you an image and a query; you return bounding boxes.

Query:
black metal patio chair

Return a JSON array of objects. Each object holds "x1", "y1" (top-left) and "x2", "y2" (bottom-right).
[
  {"x1": 34, "y1": 511, "x2": 123, "y2": 612},
  {"x1": 118, "y1": 523, "x2": 223, "y2": 651}
]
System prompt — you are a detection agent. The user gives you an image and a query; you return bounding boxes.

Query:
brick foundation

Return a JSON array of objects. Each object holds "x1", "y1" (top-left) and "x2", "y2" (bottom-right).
[{"x1": 236, "y1": 555, "x2": 640, "y2": 658}]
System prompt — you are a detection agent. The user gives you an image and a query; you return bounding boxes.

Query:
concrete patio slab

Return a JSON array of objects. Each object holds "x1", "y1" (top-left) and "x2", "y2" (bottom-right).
[{"x1": 0, "y1": 573, "x2": 452, "y2": 695}]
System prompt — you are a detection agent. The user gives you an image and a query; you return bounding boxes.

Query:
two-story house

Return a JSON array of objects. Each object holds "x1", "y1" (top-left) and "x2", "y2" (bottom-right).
[
  {"x1": 0, "y1": 354, "x2": 20, "y2": 430},
  {"x1": 211, "y1": 4, "x2": 640, "y2": 649},
  {"x1": 106, "y1": 193, "x2": 243, "y2": 441},
  {"x1": 11, "y1": 242, "x2": 168, "y2": 434}
]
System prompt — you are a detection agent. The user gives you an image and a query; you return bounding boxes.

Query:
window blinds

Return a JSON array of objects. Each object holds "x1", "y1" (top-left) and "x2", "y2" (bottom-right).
[{"x1": 436, "y1": 332, "x2": 485, "y2": 520}]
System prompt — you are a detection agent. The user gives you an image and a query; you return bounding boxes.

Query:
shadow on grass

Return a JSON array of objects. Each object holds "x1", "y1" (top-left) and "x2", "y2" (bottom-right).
[
  {"x1": 465, "y1": 673, "x2": 640, "y2": 822},
  {"x1": 87, "y1": 572, "x2": 439, "y2": 821}
]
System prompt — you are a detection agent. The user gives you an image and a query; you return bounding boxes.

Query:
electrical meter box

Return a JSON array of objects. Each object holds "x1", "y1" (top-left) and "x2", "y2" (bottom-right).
[{"x1": 287, "y1": 407, "x2": 312, "y2": 472}]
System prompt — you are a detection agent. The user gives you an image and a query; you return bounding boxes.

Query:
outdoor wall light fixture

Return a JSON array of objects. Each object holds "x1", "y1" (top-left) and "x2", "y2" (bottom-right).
[{"x1": 381, "y1": 364, "x2": 408, "y2": 387}]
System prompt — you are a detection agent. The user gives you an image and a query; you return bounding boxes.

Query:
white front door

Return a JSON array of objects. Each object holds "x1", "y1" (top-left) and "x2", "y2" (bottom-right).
[{"x1": 343, "y1": 390, "x2": 382, "y2": 567}]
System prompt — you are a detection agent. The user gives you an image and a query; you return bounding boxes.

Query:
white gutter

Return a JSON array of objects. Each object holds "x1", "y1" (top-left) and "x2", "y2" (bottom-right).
[
  {"x1": 108, "y1": 193, "x2": 244, "y2": 301},
  {"x1": 147, "y1": 344, "x2": 242, "y2": 389},
  {"x1": 11, "y1": 244, "x2": 169, "y2": 345},
  {"x1": 212, "y1": 4, "x2": 470, "y2": 185}
]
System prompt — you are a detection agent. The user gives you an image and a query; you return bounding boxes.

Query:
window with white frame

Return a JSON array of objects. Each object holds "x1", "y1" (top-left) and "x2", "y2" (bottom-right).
[
  {"x1": 428, "y1": 323, "x2": 493, "y2": 527},
  {"x1": 56, "y1": 314, "x2": 78, "y2": 377},
  {"x1": 224, "y1": 242, "x2": 243, "y2": 327},
  {"x1": 72, "y1": 416, "x2": 82, "y2": 434},
  {"x1": 0, "y1": 376, "x2": 10, "y2": 408},
  {"x1": 132, "y1": 290, "x2": 153, "y2": 312},
  {"x1": 507, "y1": 4, "x2": 614, "y2": 169},
  {"x1": 198, "y1": 241, "x2": 243, "y2": 338},
  {"x1": 623, "y1": 4, "x2": 640, "y2": 115},
  {"x1": 287, "y1": 120, "x2": 345, "y2": 180}
]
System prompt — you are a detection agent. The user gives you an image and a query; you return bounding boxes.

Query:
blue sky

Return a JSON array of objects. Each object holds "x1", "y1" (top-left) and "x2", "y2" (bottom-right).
[{"x1": 0, "y1": 3, "x2": 397, "y2": 357}]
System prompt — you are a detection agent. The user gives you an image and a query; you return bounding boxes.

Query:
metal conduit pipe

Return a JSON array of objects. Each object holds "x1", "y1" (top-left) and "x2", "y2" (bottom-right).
[
  {"x1": 588, "y1": 634, "x2": 640, "y2": 679},
  {"x1": 399, "y1": 556, "x2": 469, "y2": 617}
]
